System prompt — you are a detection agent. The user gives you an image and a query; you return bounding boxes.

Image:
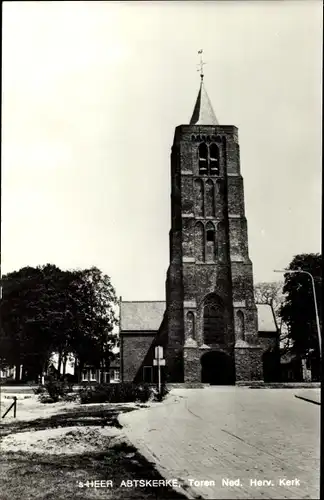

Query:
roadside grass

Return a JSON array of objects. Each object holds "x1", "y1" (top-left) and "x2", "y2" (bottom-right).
[
  {"x1": 0, "y1": 445, "x2": 187, "y2": 500},
  {"x1": 0, "y1": 404, "x2": 130, "y2": 438},
  {"x1": 0, "y1": 404, "x2": 187, "y2": 500}
]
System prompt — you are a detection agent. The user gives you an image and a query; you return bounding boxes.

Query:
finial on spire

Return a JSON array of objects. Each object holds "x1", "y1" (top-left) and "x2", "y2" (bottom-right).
[
  {"x1": 197, "y1": 49, "x2": 205, "y2": 81},
  {"x1": 190, "y1": 51, "x2": 219, "y2": 125}
]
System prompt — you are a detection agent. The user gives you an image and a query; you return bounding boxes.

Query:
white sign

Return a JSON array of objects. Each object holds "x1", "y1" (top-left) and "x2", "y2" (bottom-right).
[
  {"x1": 153, "y1": 359, "x2": 166, "y2": 366},
  {"x1": 155, "y1": 346, "x2": 163, "y2": 359}
]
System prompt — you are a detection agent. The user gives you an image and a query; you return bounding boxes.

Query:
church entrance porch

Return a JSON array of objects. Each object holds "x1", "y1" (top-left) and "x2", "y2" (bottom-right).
[{"x1": 200, "y1": 351, "x2": 235, "y2": 385}]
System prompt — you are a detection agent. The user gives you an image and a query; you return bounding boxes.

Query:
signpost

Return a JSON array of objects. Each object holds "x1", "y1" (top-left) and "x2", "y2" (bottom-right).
[{"x1": 153, "y1": 346, "x2": 165, "y2": 395}]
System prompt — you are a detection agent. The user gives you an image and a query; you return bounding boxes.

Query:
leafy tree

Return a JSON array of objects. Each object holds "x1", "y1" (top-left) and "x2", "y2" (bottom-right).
[
  {"x1": 0, "y1": 265, "x2": 73, "y2": 381},
  {"x1": 68, "y1": 267, "x2": 118, "y2": 380},
  {"x1": 279, "y1": 254, "x2": 322, "y2": 365},
  {"x1": 0, "y1": 264, "x2": 118, "y2": 382}
]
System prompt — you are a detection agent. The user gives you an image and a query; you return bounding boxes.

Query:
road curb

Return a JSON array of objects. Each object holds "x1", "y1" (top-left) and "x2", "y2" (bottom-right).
[{"x1": 294, "y1": 394, "x2": 321, "y2": 405}]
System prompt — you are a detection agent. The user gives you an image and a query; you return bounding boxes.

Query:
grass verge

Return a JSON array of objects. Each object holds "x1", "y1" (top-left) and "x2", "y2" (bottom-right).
[{"x1": 0, "y1": 404, "x2": 187, "y2": 500}]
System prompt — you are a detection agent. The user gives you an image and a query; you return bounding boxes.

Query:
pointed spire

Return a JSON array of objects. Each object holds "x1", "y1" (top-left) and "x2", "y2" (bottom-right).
[{"x1": 189, "y1": 50, "x2": 219, "y2": 126}]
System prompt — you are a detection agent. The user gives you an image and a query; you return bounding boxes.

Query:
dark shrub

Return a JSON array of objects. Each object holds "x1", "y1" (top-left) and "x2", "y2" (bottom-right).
[
  {"x1": 154, "y1": 384, "x2": 169, "y2": 402},
  {"x1": 61, "y1": 392, "x2": 79, "y2": 402},
  {"x1": 79, "y1": 382, "x2": 154, "y2": 404},
  {"x1": 64, "y1": 373, "x2": 77, "y2": 385},
  {"x1": 41, "y1": 377, "x2": 70, "y2": 403},
  {"x1": 33, "y1": 385, "x2": 46, "y2": 395}
]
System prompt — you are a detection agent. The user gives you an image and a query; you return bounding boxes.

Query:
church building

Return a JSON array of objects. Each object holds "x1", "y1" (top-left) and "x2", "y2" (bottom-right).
[{"x1": 120, "y1": 70, "x2": 279, "y2": 385}]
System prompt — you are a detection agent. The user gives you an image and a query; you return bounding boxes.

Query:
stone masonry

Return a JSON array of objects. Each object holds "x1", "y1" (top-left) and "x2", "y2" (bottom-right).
[
  {"x1": 164, "y1": 117, "x2": 266, "y2": 382},
  {"x1": 120, "y1": 77, "x2": 278, "y2": 384}
]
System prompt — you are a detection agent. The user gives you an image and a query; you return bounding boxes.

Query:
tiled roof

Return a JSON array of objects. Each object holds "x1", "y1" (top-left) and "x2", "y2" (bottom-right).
[
  {"x1": 190, "y1": 80, "x2": 219, "y2": 125},
  {"x1": 120, "y1": 301, "x2": 277, "y2": 334},
  {"x1": 120, "y1": 301, "x2": 166, "y2": 332},
  {"x1": 256, "y1": 304, "x2": 278, "y2": 332}
]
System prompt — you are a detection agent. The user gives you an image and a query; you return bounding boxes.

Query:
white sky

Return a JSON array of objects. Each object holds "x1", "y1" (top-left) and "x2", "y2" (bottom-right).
[{"x1": 2, "y1": 1, "x2": 322, "y2": 301}]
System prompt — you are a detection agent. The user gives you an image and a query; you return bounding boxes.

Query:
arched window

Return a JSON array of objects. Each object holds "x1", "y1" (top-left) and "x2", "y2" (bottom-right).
[
  {"x1": 209, "y1": 143, "x2": 220, "y2": 176},
  {"x1": 205, "y1": 221, "x2": 216, "y2": 262},
  {"x1": 198, "y1": 143, "x2": 208, "y2": 175},
  {"x1": 194, "y1": 222, "x2": 204, "y2": 262},
  {"x1": 187, "y1": 312, "x2": 195, "y2": 339},
  {"x1": 236, "y1": 311, "x2": 245, "y2": 341},
  {"x1": 205, "y1": 179, "x2": 215, "y2": 217},
  {"x1": 194, "y1": 179, "x2": 204, "y2": 217},
  {"x1": 203, "y1": 294, "x2": 225, "y2": 345}
]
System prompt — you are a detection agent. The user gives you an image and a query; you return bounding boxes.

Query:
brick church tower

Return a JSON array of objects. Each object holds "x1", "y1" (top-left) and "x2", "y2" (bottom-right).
[{"x1": 164, "y1": 72, "x2": 265, "y2": 383}]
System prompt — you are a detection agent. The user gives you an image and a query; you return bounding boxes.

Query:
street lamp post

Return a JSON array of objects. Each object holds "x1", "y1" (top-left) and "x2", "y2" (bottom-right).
[{"x1": 274, "y1": 269, "x2": 322, "y2": 358}]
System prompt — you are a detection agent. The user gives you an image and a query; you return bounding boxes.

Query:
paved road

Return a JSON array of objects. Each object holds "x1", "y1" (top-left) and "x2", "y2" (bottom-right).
[{"x1": 119, "y1": 387, "x2": 320, "y2": 499}]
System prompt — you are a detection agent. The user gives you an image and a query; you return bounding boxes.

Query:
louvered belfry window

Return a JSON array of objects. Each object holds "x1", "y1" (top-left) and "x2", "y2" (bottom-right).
[
  {"x1": 209, "y1": 143, "x2": 220, "y2": 175},
  {"x1": 198, "y1": 143, "x2": 208, "y2": 175},
  {"x1": 198, "y1": 143, "x2": 220, "y2": 176}
]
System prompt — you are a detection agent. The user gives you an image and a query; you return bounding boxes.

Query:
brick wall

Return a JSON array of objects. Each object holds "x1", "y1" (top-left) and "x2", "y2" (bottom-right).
[
  {"x1": 121, "y1": 333, "x2": 156, "y2": 382},
  {"x1": 184, "y1": 347, "x2": 201, "y2": 382},
  {"x1": 162, "y1": 123, "x2": 275, "y2": 384},
  {"x1": 165, "y1": 124, "x2": 263, "y2": 383},
  {"x1": 235, "y1": 347, "x2": 263, "y2": 381}
]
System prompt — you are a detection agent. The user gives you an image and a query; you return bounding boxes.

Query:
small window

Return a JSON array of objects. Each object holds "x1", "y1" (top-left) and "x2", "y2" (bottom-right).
[
  {"x1": 207, "y1": 230, "x2": 214, "y2": 242},
  {"x1": 206, "y1": 223, "x2": 216, "y2": 262},
  {"x1": 90, "y1": 369, "x2": 96, "y2": 381},
  {"x1": 143, "y1": 366, "x2": 153, "y2": 383},
  {"x1": 82, "y1": 370, "x2": 88, "y2": 382},
  {"x1": 114, "y1": 369, "x2": 120, "y2": 381}
]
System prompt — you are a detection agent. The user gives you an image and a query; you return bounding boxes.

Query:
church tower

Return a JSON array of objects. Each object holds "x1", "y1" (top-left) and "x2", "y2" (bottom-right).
[{"x1": 165, "y1": 66, "x2": 264, "y2": 383}]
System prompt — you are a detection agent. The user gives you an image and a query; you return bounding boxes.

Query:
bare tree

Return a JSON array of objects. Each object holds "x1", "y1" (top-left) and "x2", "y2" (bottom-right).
[
  {"x1": 254, "y1": 281, "x2": 290, "y2": 351},
  {"x1": 254, "y1": 281, "x2": 284, "y2": 312}
]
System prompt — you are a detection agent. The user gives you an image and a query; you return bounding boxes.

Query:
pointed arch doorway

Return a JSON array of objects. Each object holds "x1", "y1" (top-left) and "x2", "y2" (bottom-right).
[{"x1": 201, "y1": 351, "x2": 235, "y2": 385}]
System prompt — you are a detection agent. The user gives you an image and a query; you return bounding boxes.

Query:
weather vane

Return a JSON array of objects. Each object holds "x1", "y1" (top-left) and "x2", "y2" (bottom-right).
[{"x1": 197, "y1": 49, "x2": 206, "y2": 80}]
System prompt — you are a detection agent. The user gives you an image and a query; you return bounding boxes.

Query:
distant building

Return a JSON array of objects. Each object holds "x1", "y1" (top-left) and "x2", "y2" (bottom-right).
[
  {"x1": 81, "y1": 358, "x2": 120, "y2": 384},
  {"x1": 0, "y1": 366, "x2": 17, "y2": 380},
  {"x1": 120, "y1": 72, "x2": 279, "y2": 384},
  {"x1": 109, "y1": 359, "x2": 120, "y2": 383}
]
